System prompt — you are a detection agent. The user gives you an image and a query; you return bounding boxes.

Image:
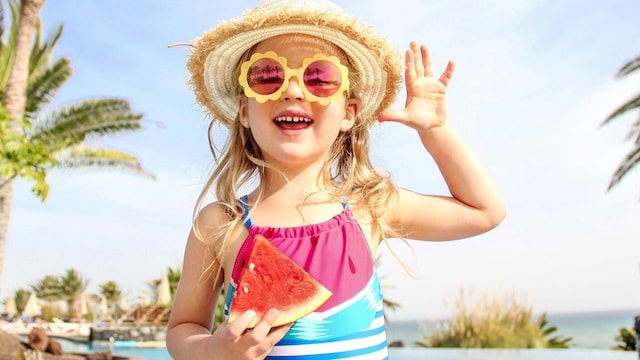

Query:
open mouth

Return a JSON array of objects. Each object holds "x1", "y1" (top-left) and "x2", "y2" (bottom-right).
[{"x1": 274, "y1": 116, "x2": 313, "y2": 130}]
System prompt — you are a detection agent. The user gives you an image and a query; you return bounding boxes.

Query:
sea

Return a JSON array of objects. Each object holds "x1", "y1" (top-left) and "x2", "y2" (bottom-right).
[
  {"x1": 55, "y1": 309, "x2": 639, "y2": 360},
  {"x1": 385, "y1": 308, "x2": 639, "y2": 349}
]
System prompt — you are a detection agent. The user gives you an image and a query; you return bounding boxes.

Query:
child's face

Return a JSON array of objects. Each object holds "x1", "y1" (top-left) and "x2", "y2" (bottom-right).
[{"x1": 239, "y1": 34, "x2": 359, "y2": 169}]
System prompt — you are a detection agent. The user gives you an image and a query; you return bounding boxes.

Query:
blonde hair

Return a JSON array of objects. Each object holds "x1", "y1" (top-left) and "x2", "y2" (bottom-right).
[{"x1": 192, "y1": 36, "x2": 402, "y2": 283}]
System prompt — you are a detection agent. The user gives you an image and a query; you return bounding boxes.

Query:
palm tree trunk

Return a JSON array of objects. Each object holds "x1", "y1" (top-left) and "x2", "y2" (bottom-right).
[
  {"x1": 0, "y1": 182, "x2": 15, "y2": 295},
  {"x1": 0, "y1": 0, "x2": 47, "y2": 293}
]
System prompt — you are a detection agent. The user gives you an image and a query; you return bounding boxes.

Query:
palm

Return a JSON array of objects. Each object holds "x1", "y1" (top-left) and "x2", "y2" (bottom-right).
[
  {"x1": 602, "y1": 53, "x2": 640, "y2": 191},
  {"x1": 378, "y1": 43, "x2": 454, "y2": 131},
  {"x1": 99, "y1": 280, "x2": 123, "y2": 304},
  {"x1": 1, "y1": 12, "x2": 152, "y2": 180},
  {"x1": 0, "y1": 0, "x2": 152, "y2": 293},
  {"x1": 58, "y1": 268, "x2": 89, "y2": 318}
]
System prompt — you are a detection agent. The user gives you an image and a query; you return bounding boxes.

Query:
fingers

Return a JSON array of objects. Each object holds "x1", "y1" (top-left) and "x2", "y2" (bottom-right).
[
  {"x1": 439, "y1": 60, "x2": 456, "y2": 87},
  {"x1": 266, "y1": 323, "x2": 294, "y2": 346},
  {"x1": 245, "y1": 309, "x2": 279, "y2": 342},
  {"x1": 226, "y1": 310, "x2": 257, "y2": 338},
  {"x1": 236, "y1": 309, "x2": 292, "y2": 349},
  {"x1": 407, "y1": 41, "x2": 431, "y2": 78},
  {"x1": 217, "y1": 309, "x2": 292, "y2": 359},
  {"x1": 406, "y1": 41, "x2": 454, "y2": 86}
]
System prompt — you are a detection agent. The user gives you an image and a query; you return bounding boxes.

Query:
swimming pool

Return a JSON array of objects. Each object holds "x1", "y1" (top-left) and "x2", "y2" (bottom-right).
[{"x1": 62, "y1": 340, "x2": 635, "y2": 360}]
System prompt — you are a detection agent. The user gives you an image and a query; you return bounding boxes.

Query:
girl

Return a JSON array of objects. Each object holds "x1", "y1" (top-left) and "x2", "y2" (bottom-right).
[{"x1": 167, "y1": 0, "x2": 506, "y2": 359}]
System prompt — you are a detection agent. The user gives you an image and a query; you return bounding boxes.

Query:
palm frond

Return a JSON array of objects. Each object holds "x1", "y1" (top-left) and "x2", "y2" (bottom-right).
[
  {"x1": 31, "y1": 98, "x2": 144, "y2": 151},
  {"x1": 25, "y1": 57, "x2": 72, "y2": 118},
  {"x1": 608, "y1": 143, "x2": 640, "y2": 190},
  {"x1": 0, "y1": 1, "x2": 5, "y2": 42},
  {"x1": 615, "y1": 54, "x2": 640, "y2": 79},
  {"x1": 54, "y1": 144, "x2": 156, "y2": 180},
  {"x1": 602, "y1": 93, "x2": 640, "y2": 126},
  {"x1": 29, "y1": 22, "x2": 63, "y2": 75},
  {"x1": 0, "y1": 0, "x2": 20, "y2": 92}
]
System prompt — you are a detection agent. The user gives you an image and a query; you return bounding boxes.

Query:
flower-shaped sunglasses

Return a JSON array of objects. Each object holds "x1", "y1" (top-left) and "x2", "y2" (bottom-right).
[{"x1": 239, "y1": 51, "x2": 350, "y2": 105}]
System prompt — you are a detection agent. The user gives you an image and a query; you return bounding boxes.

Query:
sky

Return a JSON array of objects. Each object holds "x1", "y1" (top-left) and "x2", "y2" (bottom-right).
[{"x1": 1, "y1": 0, "x2": 639, "y2": 321}]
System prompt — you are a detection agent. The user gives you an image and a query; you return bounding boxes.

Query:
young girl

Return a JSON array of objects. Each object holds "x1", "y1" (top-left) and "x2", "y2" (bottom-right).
[{"x1": 167, "y1": 0, "x2": 506, "y2": 359}]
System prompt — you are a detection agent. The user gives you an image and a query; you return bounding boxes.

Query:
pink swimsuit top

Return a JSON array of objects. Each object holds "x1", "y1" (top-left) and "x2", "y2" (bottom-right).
[{"x1": 224, "y1": 196, "x2": 389, "y2": 359}]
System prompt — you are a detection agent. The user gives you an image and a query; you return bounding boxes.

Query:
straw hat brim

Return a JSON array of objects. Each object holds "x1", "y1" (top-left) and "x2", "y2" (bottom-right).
[{"x1": 188, "y1": 4, "x2": 402, "y2": 128}]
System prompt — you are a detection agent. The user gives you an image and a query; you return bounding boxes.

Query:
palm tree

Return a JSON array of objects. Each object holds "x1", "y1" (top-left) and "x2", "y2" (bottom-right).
[
  {"x1": 99, "y1": 280, "x2": 123, "y2": 319},
  {"x1": 0, "y1": 0, "x2": 46, "y2": 295},
  {"x1": 538, "y1": 312, "x2": 572, "y2": 349},
  {"x1": 0, "y1": 0, "x2": 153, "y2": 293},
  {"x1": 58, "y1": 268, "x2": 88, "y2": 317},
  {"x1": 98, "y1": 280, "x2": 122, "y2": 305},
  {"x1": 30, "y1": 274, "x2": 62, "y2": 302},
  {"x1": 147, "y1": 265, "x2": 181, "y2": 304},
  {"x1": 12, "y1": 287, "x2": 30, "y2": 315},
  {"x1": 602, "y1": 53, "x2": 640, "y2": 191},
  {"x1": 166, "y1": 265, "x2": 182, "y2": 300}
]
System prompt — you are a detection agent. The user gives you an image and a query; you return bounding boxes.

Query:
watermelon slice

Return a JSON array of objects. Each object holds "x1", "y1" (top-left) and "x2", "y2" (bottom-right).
[{"x1": 228, "y1": 234, "x2": 332, "y2": 328}]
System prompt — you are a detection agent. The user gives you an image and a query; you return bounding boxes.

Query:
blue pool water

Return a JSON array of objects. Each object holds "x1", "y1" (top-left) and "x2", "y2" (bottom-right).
[{"x1": 58, "y1": 340, "x2": 635, "y2": 360}]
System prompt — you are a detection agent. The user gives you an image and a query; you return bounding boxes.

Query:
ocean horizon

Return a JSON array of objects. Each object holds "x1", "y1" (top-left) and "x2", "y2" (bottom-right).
[{"x1": 386, "y1": 308, "x2": 639, "y2": 349}]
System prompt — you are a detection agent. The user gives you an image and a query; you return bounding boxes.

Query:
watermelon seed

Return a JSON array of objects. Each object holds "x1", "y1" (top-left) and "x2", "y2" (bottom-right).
[
  {"x1": 243, "y1": 286, "x2": 249, "y2": 293},
  {"x1": 249, "y1": 263, "x2": 255, "y2": 271}
]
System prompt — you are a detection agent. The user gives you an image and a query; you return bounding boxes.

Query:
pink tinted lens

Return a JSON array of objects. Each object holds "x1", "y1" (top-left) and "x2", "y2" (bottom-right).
[
  {"x1": 303, "y1": 60, "x2": 342, "y2": 97},
  {"x1": 246, "y1": 58, "x2": 286, "y2": 95}
]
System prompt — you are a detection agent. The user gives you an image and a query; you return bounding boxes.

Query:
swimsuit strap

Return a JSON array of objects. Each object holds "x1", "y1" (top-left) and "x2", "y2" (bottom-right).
[
  {"x1": 239, "y1": 195, "x2": 252, "y2": 230},
  {"x1": 341, "y1": 196, "x2": 350, "y2": 210},
  {"x1": 239, "y1": 195, "x2": 349, "y2": 230}
]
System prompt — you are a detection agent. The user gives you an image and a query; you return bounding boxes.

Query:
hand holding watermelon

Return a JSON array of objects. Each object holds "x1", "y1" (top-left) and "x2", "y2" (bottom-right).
[
  {"x1": 209, "y1": 308, "x2": 293, "y2": 359},
  {"x1": 228, "y1": 234, "x2": 332, "y2": 328}
]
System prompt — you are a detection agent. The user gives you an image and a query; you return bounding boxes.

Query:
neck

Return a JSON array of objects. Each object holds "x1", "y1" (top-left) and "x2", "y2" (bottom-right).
[{"x1": 258, "y1": 161, "x2": 334, "y2": 202}]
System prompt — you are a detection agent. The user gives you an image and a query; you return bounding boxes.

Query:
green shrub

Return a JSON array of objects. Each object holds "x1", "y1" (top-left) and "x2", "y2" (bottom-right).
[
  {"x1": 418, "y1": 287, "x2": 569, "y2": 349},
  {"x1": 613, "y1": 327, "x2": 636, "y2": 351}
]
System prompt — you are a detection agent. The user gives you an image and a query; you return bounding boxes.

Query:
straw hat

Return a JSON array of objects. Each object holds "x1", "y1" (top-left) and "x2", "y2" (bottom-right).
[{"x1": 187, "y1": 0, "x2": 402, "y2": 128}]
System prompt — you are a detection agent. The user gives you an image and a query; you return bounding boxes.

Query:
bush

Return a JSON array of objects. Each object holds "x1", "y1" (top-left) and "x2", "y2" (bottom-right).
[
  {"x1": 613, "y1": 327, "x2": 636, "y2": 351},
  {"x1": 39, "y1": 303, "x2": 65, "y2": 322},
  {"x1": 418, "y1": 287, "x2": 569, "y2": 349}
]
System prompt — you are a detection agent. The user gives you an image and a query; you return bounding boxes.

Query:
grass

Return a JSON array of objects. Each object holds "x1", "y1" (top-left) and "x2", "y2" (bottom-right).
[{"x1": 418, "y1": 287, "x2": 569, "y2": 349}]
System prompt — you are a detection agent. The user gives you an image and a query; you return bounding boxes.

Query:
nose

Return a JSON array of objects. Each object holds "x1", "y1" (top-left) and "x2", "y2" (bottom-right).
[{"x1": 280, "y1": 77, "x2": 304, "y2": 101}]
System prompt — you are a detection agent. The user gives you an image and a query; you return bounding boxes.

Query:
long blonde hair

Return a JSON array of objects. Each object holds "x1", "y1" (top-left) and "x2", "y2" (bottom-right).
[{"x1": 192, "y1": 37, "x2": 402, "y2": 282}]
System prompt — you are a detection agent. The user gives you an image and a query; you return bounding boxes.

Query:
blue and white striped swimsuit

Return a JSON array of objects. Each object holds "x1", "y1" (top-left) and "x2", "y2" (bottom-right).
[{"x1": 225, "y1": 197, "x2": 389, "y2": 359}]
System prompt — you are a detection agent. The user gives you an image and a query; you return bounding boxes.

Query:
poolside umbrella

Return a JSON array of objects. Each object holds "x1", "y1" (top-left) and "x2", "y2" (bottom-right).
[
  {"x1": 23, "y1": 293, "x2": 41, "y2": 317},
  {"x1": 140, "y1": 295, "x2": 150, "y2": 306},
  {"x1": 99, "y1": 297, "x2": 109, "y2": 319},
  {"x1": 118, "y1": 297, "x2": 128, "y2": 311},
  {"x1": 5, "y1": 296, "x2": 17, "y2": 316},
  {"x1": 157, "y1": 272, "x2": 171, "y2": 306}
]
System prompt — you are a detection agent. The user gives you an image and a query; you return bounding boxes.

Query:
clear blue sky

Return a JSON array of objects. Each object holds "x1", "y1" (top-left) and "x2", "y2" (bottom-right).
[{"x1": 2, "y1": 0, "x2": 640, "y2": 321}]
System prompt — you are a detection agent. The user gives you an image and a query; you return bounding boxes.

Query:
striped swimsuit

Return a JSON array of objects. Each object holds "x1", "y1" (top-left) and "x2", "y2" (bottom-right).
[{"x1": 224, "y1": 197, "x2": 389, "y2": 359}]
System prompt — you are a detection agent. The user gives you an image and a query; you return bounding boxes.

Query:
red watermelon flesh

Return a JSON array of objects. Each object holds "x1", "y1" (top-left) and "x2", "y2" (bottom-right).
[{"x1": 228, "y1": 234, "x2": 332, "y2": 328}]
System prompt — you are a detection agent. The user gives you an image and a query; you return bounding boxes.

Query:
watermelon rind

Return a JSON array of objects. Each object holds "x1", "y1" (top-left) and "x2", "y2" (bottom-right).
[{"x1": 228, "y1": 234, "x2": 332, "y2": 328}]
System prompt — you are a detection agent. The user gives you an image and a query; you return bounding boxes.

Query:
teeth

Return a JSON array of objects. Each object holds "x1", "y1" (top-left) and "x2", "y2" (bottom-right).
[{"x1": 275, "y1": 116, "x2": 312, "y2": 123}]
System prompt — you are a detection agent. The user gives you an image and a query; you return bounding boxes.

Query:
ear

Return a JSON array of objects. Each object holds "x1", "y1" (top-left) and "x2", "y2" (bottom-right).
[
  {"x1": 340, "y1": 98, "x2": 359, "y2": 132},
  {"x1": 238, "y1": 96, "x2": 250, "y2": 128}
]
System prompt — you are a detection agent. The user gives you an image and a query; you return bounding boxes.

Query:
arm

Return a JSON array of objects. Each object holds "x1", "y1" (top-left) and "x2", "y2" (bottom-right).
[
  {"x1": 166, "y1": 203, "x2": 291, "y2": 360},
  {"x1": 378, "y1": 42, "x2": 506, "y2": 241}
]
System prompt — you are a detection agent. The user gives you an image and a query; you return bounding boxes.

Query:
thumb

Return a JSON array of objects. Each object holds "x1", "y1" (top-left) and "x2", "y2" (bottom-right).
[{"x1": 378, "y1": 109, "x2": 408, "y2": 124}]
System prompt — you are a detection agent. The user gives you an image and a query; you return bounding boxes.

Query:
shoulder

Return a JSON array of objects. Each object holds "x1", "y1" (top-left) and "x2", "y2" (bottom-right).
[
  {"x1": 196, "y1": 201, "x2": 233, "y2": 227},
  {"x1": 189, "y1": 201, "x2": 239, "y2": 246}
]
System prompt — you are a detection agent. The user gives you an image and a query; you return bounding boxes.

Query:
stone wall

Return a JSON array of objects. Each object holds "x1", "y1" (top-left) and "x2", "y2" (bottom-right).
[{"x1": 89, "y1": 326, "x2": 167, "y2": 343}]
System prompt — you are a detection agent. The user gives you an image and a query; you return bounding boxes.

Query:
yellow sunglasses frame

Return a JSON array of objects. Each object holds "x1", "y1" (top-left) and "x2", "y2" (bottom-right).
[{"x1": 239, "y1": 51, "x2": 350, "y2": 105}]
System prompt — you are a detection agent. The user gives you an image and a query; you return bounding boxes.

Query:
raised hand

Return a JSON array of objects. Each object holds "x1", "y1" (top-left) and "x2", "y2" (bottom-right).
[{"x1": 378, "y1": 41, "x2": 455, "y2": 132}]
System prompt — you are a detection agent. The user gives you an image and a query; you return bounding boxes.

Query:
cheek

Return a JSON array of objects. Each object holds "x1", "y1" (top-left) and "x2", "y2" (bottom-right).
[{"x1": 245, "y1": 102, "x2": 272, "y2": 127}]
